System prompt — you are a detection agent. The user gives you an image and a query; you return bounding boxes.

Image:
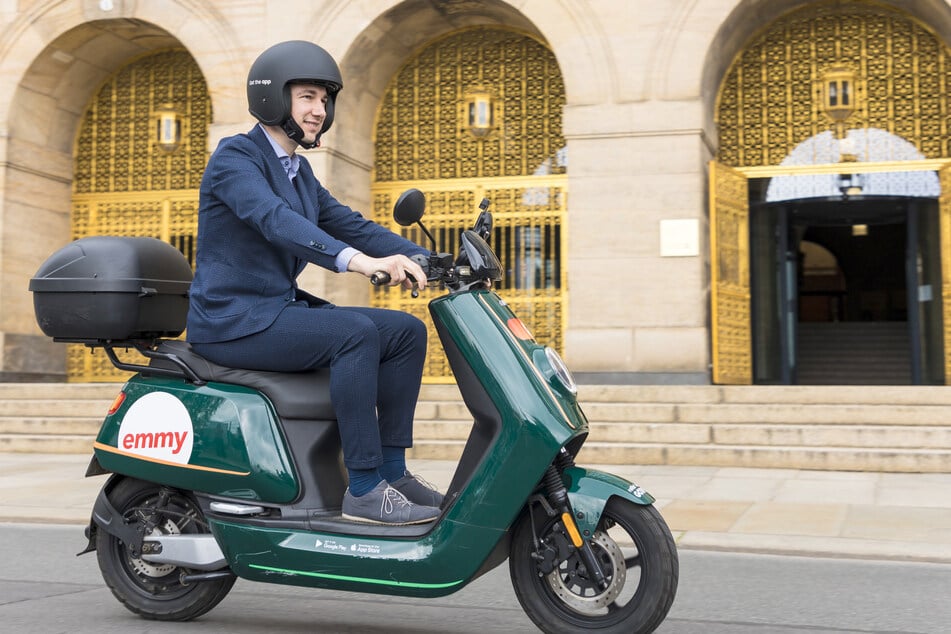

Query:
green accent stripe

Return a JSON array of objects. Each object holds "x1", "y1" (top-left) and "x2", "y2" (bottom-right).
[{"x1": 249, "y1": 564, "x2": 464, "y2": 590}]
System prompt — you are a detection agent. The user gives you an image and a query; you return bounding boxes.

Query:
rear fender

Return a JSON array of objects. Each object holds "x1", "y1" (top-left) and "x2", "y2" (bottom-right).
[
  {"x1": 78, "y1": 473, "x2": 132, "y2": 556},
  {"x1": 564, "y1": 466, "x2": 655, "y2": 536}
]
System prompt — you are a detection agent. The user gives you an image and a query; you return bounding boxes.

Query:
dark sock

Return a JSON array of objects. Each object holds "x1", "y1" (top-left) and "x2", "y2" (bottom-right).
[
  {"x1": 380, "y1": 446, "x2": 407, "y2": 482},
  {"x1": 347, "y1": 467, "x2": 382, "y2": 497}
]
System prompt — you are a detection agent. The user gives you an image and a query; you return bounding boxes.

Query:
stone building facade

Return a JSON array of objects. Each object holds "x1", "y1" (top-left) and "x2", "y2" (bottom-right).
[{"x1": 3, "y1": 0, "x2": 951, "y2": 385}]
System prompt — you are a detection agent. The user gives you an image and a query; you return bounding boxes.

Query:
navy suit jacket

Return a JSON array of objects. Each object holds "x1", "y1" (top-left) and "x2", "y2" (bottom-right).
[{"x1": 186, "y1": 126, "x2": 426, "y2": 344}]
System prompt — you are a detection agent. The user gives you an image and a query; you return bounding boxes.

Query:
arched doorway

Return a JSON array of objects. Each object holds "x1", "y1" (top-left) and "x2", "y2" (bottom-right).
[
  {"x1": 710, "y1": 1, "x2": 951, "y2": 385},
  {"x1": 370, "y1": 27, "x2": 567, "y2": 382},
  {"x1": 69, "y1": 49, "x2": 210, "y2": 381}
]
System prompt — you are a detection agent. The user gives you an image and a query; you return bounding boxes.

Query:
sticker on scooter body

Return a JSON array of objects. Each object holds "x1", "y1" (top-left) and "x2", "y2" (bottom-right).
[{"x1": 117, "y1": 392, "x2": 194, "y2": 463}]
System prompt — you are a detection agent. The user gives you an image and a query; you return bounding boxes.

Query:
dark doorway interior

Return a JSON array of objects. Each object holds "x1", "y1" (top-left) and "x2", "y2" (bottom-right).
[
  {"x1": 751, "y1": 196, "x2": 944, "y2": 385},
  {"x1": 796, "y1": 220, "x2": 909, "y2": 384}
]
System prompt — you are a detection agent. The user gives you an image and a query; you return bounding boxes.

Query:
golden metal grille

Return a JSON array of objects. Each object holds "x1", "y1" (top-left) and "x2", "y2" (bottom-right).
[
  {"x1": 941, "y1": 164, "x2": 951, "y2": 382},
  {"x1": 372, "y1": 178, "x2": 567, "y2": 383},
  {"x1": 372, "y1": 28, "x2": 567, "y2": 382},
  {"x1": 709, "y1": 162, "x2": 752, "y2": 384},
  {"x1": 716, "y1": 2, "x2": 951, "y2": 167},
  {"x1": 374, "y1": 27, "x2": 565, "y2": 182},
  {"x1": 712, "y1": 2, "x2": 951, "y2": 384},
  {"x1": 70, "y1": 49, "x2": 209, "y2": 381}
]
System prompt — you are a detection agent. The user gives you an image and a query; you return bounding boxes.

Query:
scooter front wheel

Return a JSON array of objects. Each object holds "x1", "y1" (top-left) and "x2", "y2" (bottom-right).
[
  {"x1": 95, "y1": 477, "x2": 235, "y2": 621},
  {"x1": 509, "y1": 497, "x2": 679, "y2": 634}
]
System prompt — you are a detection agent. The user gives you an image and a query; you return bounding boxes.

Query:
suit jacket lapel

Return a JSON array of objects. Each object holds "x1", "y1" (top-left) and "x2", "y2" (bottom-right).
[
  {"x1": 248, "y1": 126, "x2": 309, "y2": 278},
  {"x1": 294, "y1": 163, "x2": 318, "y2": 223},
  {"x1": 249, "y1": 126, "x2": 306, "y2": 216}
]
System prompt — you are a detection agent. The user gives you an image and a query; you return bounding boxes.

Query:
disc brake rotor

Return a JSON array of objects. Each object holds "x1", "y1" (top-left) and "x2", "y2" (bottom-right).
[
  {"x1": 129, "y1": 518, "x2": 181, "y2": 578},
  {"x1": 545, "y1": 530, "x2": 627, "y2": 613}
]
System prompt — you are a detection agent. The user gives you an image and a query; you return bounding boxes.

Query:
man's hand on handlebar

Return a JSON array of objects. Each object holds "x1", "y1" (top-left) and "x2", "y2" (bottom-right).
[{"x1": 348, "y1": 253, "x2": 427, "y2": 292}]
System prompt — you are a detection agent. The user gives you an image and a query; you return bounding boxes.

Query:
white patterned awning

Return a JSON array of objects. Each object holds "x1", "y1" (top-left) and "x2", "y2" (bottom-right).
[{"x1": 766, "y1": 128, "x2": 941, "y2": 202}]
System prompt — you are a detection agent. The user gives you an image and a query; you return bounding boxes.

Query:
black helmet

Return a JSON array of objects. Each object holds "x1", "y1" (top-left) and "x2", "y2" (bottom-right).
[{"x1": 247, "y1": 40, "x2": 343, "y2": 148}]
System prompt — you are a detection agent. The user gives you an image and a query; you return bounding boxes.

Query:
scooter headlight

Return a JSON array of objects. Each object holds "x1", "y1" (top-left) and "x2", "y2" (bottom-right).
[{"x1": 544, "y1": 347, "x2": 577, "y2": 395}]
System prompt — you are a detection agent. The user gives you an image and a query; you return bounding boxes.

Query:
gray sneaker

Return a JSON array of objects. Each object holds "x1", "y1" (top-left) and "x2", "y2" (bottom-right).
[
  {"x1": 390, "y1": 472, "x2": 444, "y2": 507},
  {"x1": 342, "y1": 481, "x2": 440, "y2": 525}
]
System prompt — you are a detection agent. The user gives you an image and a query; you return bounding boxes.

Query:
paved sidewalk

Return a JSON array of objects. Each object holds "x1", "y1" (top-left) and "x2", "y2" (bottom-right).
[{"x1": 1, "y1": 453, "x2": 950, "y2": 563}]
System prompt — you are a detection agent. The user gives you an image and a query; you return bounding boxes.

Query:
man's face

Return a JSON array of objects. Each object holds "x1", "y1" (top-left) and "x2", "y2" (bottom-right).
[{"x1": 289, "y1": 83, "x2": 328, "y2": 146}]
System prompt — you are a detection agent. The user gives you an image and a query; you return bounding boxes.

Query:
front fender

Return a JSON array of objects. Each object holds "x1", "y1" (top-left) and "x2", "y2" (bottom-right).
[{"x1": 564, "y1": 466, "x2": 654, "y2": 536}]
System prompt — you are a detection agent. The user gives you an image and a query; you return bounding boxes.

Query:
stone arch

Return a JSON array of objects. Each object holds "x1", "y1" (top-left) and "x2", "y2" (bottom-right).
[
  {"x1": 302, "y1": 0, "x2": 613, "y2": 166},
  {"x1": 290, "y1": 0, "x2": 596, "y2": 306},
  {"x1": 0, "y1": 2, "x2": 242, "y2": 379},
  {"x1": 697, "y1": 0, "x2": 951, "y2": 154},
  {"x1": 713, "y1": 1, "x2": 951, "y2": 167},
  {"x1": 0, "y1": 2, "x2": 243, "y2": 134}
]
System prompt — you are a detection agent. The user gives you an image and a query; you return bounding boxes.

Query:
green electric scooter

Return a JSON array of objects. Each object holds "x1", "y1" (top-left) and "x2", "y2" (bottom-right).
[{"x1": 31, "y1": 189, "x2": 678, "y2": 633}]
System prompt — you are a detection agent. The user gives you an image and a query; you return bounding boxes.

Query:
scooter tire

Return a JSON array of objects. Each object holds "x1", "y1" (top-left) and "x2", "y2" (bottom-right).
[
  {"x1": 95, "y1": 477, "x2": 235, "y2": 621},
  {"x1": 509, "y1": 497, "x2": 678, "y2": 634}
]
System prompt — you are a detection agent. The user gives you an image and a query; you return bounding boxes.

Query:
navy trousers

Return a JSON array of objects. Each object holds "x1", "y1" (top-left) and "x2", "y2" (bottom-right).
[{"x1": 191, "y1": 301, "x2": 427, "y2": 469}]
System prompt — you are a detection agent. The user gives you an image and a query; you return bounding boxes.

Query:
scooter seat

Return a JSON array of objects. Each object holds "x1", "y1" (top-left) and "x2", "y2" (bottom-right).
[{"x1": 149, "y1": 340, "x2": 335, "y2": 421}]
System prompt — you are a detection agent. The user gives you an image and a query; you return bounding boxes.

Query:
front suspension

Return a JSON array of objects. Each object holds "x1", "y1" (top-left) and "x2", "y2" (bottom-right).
[{"x1": 532, "y1": 450, "x2": 609, "y2": 590}]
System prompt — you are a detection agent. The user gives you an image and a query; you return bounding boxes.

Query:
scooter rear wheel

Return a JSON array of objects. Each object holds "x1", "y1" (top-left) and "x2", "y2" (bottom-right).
[
  {"x1": 509, "y1": 497, "x2": 678, "y2": 634},
  {"x1": 95, "y1": 477, "x2": 235, "y2": 621}
]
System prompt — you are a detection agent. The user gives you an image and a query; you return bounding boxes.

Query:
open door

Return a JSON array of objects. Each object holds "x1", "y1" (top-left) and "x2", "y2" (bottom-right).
[
  {"x1": 709, "y1": 161, "x2": 752, "y2": 384},
  {"x1": 940, "y1": 162, "x2": 951, "y2": 384}
]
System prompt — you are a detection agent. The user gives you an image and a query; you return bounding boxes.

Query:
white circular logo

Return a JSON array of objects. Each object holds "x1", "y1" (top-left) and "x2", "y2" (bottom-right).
[{"x1": 117, "y1": 392, "x2": 194, "y2": 464}]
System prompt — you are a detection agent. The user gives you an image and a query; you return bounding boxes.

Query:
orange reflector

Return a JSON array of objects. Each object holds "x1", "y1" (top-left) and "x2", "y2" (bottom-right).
[
  {"x1": 507, "y1": 318, "x2": 534, "y2": 341},
  {"x1": 107, "y1": 392, "x2": 126, "y2": 415},
  {"x1": 561, "y1": 512, "x2": 584, "y2": 547}
]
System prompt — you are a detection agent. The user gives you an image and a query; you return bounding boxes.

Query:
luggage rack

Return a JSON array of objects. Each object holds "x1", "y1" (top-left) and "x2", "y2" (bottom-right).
[{"x1": 53, "y1": 337, "x2": 205, "y2": 385}]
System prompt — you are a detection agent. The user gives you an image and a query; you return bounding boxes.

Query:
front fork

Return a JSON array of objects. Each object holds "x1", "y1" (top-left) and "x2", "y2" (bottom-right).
[
  {"x1": 529, "y1": 448, "x2": 657, "y2": 588},
  {"x1": 531, "y1": 450, "x2": 610, "y2": 589},
  {"x1": 542, "y1": 454, "x2": 608, "y2": 590}
]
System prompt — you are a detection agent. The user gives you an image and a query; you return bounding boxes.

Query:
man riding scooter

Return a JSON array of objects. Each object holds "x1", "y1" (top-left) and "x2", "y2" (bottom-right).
[
  {"x1": 29, "y1": 39, "x2": 679, "y2": 632},
  {"x1": 186, "y1": 40, "x2": 442, "y2": 524}
]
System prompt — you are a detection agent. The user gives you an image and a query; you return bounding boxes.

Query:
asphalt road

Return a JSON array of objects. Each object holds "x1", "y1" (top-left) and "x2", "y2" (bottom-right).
[{"x1": 1, "y1": 523, "x2": 949, "y2": 633}]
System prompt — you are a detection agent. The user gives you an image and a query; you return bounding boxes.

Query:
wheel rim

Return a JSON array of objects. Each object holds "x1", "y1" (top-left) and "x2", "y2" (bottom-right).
[
  {"x1": 536, "y1": 510, "x2": 651, "y2": 624},
  {"x1": 545, "y1": 530, "x2": 626, "y2": 613},
  {"x1": 113, "y1": 491, "x2": 204, "y2": 600}
]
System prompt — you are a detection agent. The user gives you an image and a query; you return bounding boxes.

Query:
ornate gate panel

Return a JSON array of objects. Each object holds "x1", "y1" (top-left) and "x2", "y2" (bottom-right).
[
  {"x1": 717, "y1": 3, "x2": 951, "y2": 168},
  {"x1": 709, "y1": 161, "x2": 751, "y2": 385},
  {"x1": 714, "y1": 2, "x2": 951, "y2": 384},
  {"x1": 372, "y1": 28, "x2": 567, "y2": 382},
  {"x1": 941, "y1": 164, "x2": 951, "y2": 382},
  {"x1": 70, "y1": 49, "x2": 210, "y2": 381}
]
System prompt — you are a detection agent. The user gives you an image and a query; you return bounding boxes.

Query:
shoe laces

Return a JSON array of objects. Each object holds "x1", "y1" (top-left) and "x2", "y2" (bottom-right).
[
  {"x1": 409, "y1": 473, "x2": 439, "y2": 493},
  {"x1": 381, "y1": 485, "x2": 413, "y2": 517}
]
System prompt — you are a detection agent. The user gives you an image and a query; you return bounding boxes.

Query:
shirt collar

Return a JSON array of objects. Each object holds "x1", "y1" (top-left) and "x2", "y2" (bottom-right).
[{"x1": 259, "y1": 123, "x2": 300, "y2": 181}]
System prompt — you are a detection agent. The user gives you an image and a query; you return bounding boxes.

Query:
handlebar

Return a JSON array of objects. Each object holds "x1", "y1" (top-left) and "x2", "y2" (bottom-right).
[
  {"x1": 370, "y1": 270, "x2": 421, "y2": 298},
  {"x1": 370, "y1": 271, "x2": 391, "y2": 286},
  {"x1": 369, "y1": 252, "x2": 460, "y2": 295}
]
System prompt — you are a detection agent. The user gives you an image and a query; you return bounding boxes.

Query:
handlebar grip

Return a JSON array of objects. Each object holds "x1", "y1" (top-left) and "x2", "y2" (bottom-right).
[{"x1": 370, "y1": 271, "x2": 391, "y2": 286}]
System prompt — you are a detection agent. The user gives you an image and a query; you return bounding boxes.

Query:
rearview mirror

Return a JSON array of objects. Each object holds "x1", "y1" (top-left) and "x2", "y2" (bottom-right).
[{"x1": 393, "y1": 189, "x2": 425, "y2": 226}]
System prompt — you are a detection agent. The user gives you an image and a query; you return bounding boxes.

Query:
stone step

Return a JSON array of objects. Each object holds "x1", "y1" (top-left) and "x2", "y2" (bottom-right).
[
  {"x1": 587, "y1": 422, "x2": 951, "y2": 449},
  {"x1": 0, "y1": 417, "x2": 103, "y2": 435},
  {"x1": 418, "y1": 400, "x2": 951, "y2": 426},
  {"x1": 5, "y1": 382, "x2": 950, "y2": 405},
  {"x1": 577, "y1": 384, "x2": 951, "y2": 406},
  {"x1": 0, "y1": 383, "x2": 120, "y2": 399},
  {"x1": 0, "y1": 434, "x2": 95, "y2": 454},
  {"x1": 3, "y1": 383, "x2": 950, "y2": 473},
  {"x1": 8, "y1": 431, "x2": 946, "y2": 473},
  {"x1": 579, "y1": 442, "x2": 951, "y2": 473},
  {"x1": 673, "y1": 403, "x2": 951, "y2": 425},
  {"x1": 408, "y1": 440, "x2": 951, "y2": 473},
  {"x1": 4, "y1": 419, "x2": 944, "y2": 452},
  {"x1": 0, "y1": 400, "x2": 114, "y2": 418},
  {"x1": 5, "y1": 396, "x2": 948, "y2": 427}
]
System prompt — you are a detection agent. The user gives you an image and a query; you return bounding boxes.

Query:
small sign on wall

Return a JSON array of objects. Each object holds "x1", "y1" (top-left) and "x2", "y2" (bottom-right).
[{"x1": 659, "y1": 219, "x2": 699, "y2": 257}]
